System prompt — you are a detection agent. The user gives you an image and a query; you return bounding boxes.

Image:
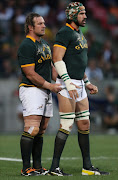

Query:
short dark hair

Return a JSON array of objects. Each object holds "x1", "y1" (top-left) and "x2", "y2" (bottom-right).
[{"x1": 24, "y1": 12, "x2": 41, "y2": 35}]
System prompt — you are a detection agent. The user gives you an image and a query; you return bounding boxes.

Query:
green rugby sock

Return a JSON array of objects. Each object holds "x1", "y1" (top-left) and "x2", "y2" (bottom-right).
[
  {"x1": 78, "y1": 130, "x2": 92, "y2": 169},
  {"x1": 20, "y1": 131, "x2": 34, "y2": 171},
  {"x1": 50, "y1": 129, "x2": 69, "y2": 171},
  {"x1": 32, "y1": 134, "x2": 43, "y2": 169}
]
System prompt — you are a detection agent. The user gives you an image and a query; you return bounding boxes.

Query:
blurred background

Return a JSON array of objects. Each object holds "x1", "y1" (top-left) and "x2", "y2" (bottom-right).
[{"x1": 0, "y1": 0, "x2": 118, "y2": 135}]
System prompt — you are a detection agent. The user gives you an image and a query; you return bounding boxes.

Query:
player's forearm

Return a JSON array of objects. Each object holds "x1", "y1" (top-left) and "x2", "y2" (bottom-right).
[
  {"x1": 26, "y1": 72, "x2": 51, "y2": 89},
  {"x1": 54, "y1": 60, "x2": 76, "y2": 91}
]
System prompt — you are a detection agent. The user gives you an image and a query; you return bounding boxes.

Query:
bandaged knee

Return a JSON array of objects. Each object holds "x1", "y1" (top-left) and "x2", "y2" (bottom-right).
[
  {"x1": 24, "y1": 119, "x2": 40, "y2": 136},
  {"x1": 75, "y1": 110, "x2": 90, "y2": 121},
  {"x1": 60, "y1": 112, "x2": 75, "y2": 132},
  {"x1": 28, "y1": 126, "x2": 39, "y2": 136}
]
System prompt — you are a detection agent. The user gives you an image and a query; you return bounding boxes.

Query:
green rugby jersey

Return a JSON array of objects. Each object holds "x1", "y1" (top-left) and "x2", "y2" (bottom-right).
[
  {"x1": 18, "y1": 35, "x2": 52, "y2": 87},
  {"x1": 54, "y1": 23, "x2": 88, "y2": 80}
]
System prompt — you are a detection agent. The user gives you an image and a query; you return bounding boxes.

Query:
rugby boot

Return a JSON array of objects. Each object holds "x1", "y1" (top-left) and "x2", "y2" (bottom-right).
[
  {"x1": 48, "y1": 167, "x2": 72, "y2": 176},
  {"x1": 82, "y1": 165, "x2": 110, "y2": 175},
  {"x1": 21, "y1": 167, "x2": 39, "y2": 176}
]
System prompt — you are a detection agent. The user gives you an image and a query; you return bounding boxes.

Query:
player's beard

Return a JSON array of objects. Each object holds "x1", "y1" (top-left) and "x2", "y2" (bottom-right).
[
  {"x1": 74, "y1": 20, "x2": 80, "y2": 27},
  {"x1": 35, "y1": 32, "x2": 44, "y2": 37},
  {"x1": 34, "y1": 29, "x2": 45, "y2": 37},
  {"x1": 74, "y1": 19, "x2": 86, "y2": 27}
]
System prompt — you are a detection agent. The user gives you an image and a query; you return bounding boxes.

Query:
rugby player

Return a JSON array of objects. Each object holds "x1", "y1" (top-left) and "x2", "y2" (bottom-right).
[
  {"x1": 17, "y1": 12, "x2": 61, "y2": 176},
  {"x1": 48, "y1": 2, "x2": 109, "y2": 176}
]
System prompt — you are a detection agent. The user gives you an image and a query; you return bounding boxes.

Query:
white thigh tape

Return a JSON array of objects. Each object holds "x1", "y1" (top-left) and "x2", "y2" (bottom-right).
[
  {"x1": 60, "y1": 112, "x2": 75, "y2": 132},
  {"x1": 75, "y1": 110, "x2": 90, "y2": 121},
  {"x1": 28, "y1": 126, "x2": 34, "y2": 134}
]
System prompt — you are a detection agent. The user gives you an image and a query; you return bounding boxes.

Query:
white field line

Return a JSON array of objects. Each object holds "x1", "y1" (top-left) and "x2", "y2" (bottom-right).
[{"x1": 0, "y1": 156, "x2": 118, "y2": 162}]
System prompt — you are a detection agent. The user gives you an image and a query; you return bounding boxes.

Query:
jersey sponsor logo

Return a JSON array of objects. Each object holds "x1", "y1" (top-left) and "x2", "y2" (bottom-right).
[
  {"x1": 38, "y1": 54, "x2": 51, "y2": 63},
  {"x1": 75, "y1": 45, "x2": 80, "y2": 50},
  {"x1": 38, "y1": 59, "x2": 42, "y2": 63},
  {"x1": 46, "y1": 45, "x2": 51, "y2": 54},
  {"x1": 37, "y1": 47, "x2": 45, "y2": 55},
  {"x1": 37, "y1": 45, "x2": 52, "y2": 63},
  {"x1": 37, "y1": 48, "x2": 42, "y2": 55},
  {"x1": 76, "y1": 35, "x2": 84, "y2": 42},
  {"x1": 36, "y1": 45, "x2": 51, "y2": 54},
  {"x1": 75, "y1": 42, "x2": 88, "y2": 50},
  {"x1": 75, "y1": 34, "x2": 88, "y2": 49}
]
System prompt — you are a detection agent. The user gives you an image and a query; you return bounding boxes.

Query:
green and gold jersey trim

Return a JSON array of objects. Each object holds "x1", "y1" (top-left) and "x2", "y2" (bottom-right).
[
  {"x1": 26, "y1": 35, "x2": 36, "y2": 42},
  {"x1": 19, "y1": 83, "x2": 47, "y2": 90},
  {"x1": 53, "y1": 44, "x2": 66, "y2": 50},
  {"x1": 21, "y1": 63, "x2": 35, "y2": 68},
  {"x1": 19, "y1": 83, "x2": 36, "y2": 87},
  {"x1": 66, "y1": 23, "x2": 75, "y2": 30}
]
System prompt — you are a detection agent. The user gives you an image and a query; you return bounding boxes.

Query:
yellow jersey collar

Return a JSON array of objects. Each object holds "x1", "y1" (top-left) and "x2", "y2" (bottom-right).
[
  {"x1": 66, "y1": 23, "x2": 75, "y2": 30},
  {"x1": 26, "y1": 35, "x2": 36, "y2": 42}
]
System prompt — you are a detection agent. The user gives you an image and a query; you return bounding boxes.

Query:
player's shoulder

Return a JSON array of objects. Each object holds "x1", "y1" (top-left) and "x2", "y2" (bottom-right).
[
  {"x1": 58, "y1": 25, "x2": 72, "y2": 34},
  {"x1": 20, "y1": 37, "x2": 35, "y2": 48},
  {"x1": 56, "y1": 25, "x2": 72, "y2": 40},
  {"x1": 18, "y1": 37, "x2": 36, "y2": 55}
]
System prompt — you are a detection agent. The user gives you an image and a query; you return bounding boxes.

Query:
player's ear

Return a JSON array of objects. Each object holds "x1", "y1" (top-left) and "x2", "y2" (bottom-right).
[{"x1": 28, "y1": 25, "x2": 34, "y2": 31}]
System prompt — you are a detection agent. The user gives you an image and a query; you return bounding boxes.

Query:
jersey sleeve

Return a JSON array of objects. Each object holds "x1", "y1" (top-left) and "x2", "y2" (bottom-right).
[
  {"x1": 54, "y1": 30, "x2": 71, "y2": 50},
  {"x1": 18, "y1": 43, "x2": 36, "y2": 68}
]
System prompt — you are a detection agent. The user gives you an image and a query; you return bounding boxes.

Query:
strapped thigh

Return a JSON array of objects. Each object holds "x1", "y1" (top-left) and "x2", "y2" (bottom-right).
[
  {"x1": 75, "y1": 110, "x2": 90, "y2": 121},
  {"x1": 60, "y1": 112, "x2": 75, "y2": 132},
  {"x1": 24, "y1": 119, "x2": 40, "y2": 136}
]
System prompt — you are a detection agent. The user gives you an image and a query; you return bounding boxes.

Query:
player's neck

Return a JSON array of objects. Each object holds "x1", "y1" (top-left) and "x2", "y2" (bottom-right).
[{"x1": 70, "y1": 22, "x2": 79, "y2": 31}]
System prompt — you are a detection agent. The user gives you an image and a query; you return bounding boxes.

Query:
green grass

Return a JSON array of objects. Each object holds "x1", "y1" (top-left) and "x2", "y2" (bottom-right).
[{"x1": 0, "y1": 134, "x2": 118, "y2": 180}]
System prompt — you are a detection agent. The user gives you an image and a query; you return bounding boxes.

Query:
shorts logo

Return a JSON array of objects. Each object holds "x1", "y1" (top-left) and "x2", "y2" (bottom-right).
[{"x1": 37, "y1": 104, "x2": 43, "y2": 110}]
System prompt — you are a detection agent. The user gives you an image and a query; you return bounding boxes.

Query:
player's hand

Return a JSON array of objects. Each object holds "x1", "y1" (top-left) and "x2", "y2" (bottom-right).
[
  {"x1": 86, "y1": 83, "x2": 98, "y2": 94},
  {"x1": 68, "y1": 83, "x2": 81, "y2": 100},
  {"x1": 49, "y1": 83, "x2": 62, "y2": 93},
  {"x1": 68, "y1": 89, "x2": 78, "y2": 99}
]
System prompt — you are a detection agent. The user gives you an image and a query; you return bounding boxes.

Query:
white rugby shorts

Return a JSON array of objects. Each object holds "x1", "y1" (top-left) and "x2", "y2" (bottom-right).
[
  {"x1": 56, "y1": 78, "x2": 87, "y2": 102},
  {"x1": 19, "y1": 86, "x2": 53, "y2": 117}
]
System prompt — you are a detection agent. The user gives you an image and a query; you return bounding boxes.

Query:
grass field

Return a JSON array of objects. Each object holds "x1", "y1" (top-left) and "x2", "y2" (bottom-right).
[{"x1": 0, "y1": 134, "x2": 118, "y2": 180}]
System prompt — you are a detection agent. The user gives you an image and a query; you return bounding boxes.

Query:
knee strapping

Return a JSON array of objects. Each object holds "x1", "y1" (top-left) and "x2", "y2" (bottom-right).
[
  {"x1": 60, "y1": 112, "x2": 75, "y2": 132},
  {"x1": 28, "y1": 126, "x2": 39, "y2": 136},
  {"x1": 75, "y1": 110, "x2": 90, "y2": 121}
]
